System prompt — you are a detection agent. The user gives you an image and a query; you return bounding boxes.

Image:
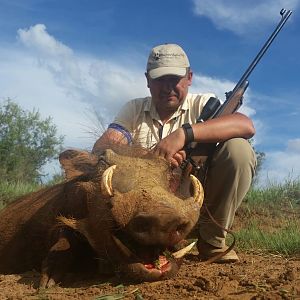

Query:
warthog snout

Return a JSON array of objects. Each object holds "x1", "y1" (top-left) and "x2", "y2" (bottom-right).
[{"x1": 127, "y1": 211, "x2": 191, "y2": 246}]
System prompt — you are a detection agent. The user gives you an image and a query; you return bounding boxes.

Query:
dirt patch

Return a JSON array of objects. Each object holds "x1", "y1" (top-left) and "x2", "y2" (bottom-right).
[{"x1": 0, "y1": 252, "x2": 299, "y2": 300}]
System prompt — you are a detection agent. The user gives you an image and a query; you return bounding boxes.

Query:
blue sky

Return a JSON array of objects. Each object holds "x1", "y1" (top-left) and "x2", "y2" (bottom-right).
[{"x1": 0, "y1": 0, "x2": 299, "y2": 185}]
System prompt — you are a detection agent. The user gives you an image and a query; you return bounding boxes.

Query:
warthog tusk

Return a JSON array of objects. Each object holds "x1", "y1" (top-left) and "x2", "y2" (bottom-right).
[
  {"x1": 172, "y1": 241, "x2": 196, "y2": 259},
  {"x1": 190, "y1": 175, "x2": 204, "y2": 208},
  {"x1": 101, "y1": 165, "x2": 116, "y2": 197},
  {"x1": 112, "y1": 235, "x2": 134, "y2": 258}
]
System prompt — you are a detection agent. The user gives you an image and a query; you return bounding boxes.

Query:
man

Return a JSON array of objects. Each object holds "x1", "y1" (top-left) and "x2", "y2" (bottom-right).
[{"x1": 93, "y1": 43, "x2": 256, "y2": 263}]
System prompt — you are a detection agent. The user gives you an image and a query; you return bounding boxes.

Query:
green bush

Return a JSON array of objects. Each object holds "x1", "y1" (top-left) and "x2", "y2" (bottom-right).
[{"x1": 0, "y1": 99, "x2": 64, "y2": 184}]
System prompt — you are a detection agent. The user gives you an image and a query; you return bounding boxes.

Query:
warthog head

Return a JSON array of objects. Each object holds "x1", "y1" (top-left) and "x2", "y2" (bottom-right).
[{"x1": 59, "y1": 146, "x2": 204, "y2": 282}]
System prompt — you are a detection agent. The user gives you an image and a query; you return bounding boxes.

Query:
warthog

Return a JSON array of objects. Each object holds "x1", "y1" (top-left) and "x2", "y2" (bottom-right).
[{"x1": 0, "y1": 147, "x2": 203, "y2": 288}]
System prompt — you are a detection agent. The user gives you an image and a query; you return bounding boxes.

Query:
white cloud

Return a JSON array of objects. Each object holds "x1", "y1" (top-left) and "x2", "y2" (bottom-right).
[
  {"x1": 191, "y1": 73, "x2": 256, "y2": 117},
  {"x1": 18, "y1": 24, "x2": 73, "y2": 57},
  {"x1": 191, "y1": 73, "x2": 234, "y2": 98},
  {"x1": 192, "y1": 0, "x2": 298, "y2": 35},
  {"x1": 287, "y1": 138, "x2": 300, "y2": 152},
  {"x1": 258, "y1": 138, "x2": 300, "y2": 186},
  {"x1": 250, "y1": 119, "x2": 265, "y2": 147},
  {"x1": 17, "y1": 24, "x2": 148, "y2": 107},
  {"x1": 0, "y1": 48, "x2": 92, "y2": 149},
  {"x1": 9, "y1": 24, "x2": 148, "y2": 145}
]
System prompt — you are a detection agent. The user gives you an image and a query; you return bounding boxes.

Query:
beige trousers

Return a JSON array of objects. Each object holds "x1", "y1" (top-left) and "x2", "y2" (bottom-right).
[{"x1": 199, "y1": 138, "x2": 257, "y2": 248}]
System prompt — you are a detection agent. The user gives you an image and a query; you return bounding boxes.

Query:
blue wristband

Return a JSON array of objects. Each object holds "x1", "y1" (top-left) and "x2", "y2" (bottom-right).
[{"x1": 108, "y1": 123, "x2": 133, "y2": 144}]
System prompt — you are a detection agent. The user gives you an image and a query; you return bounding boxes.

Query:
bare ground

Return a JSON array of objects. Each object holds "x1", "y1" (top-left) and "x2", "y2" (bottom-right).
[{"x1": 0, "y1": 251, "x2": 299, "y2": 300}]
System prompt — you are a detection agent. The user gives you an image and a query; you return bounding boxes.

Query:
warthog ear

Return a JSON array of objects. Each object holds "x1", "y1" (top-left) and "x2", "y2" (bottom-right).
[{"x1": 59, "y1": 149, "x2": 99, "y2": 180}]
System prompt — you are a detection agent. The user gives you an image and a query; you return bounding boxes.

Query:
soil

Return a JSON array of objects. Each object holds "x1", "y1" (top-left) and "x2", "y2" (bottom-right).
[{"x1": 0, "y1": 251, "x2": 299, "y2": 300}]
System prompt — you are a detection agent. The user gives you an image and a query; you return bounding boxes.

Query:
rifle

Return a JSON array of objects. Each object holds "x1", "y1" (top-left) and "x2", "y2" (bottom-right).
[{"x1": 182, "y1": 8, "x2": 292, "y2": 179}]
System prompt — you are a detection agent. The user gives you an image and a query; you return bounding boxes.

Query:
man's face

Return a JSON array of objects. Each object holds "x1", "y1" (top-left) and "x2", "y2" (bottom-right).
[{"x1": 146, "y1": 71, "x2": 193, "y2": 114}]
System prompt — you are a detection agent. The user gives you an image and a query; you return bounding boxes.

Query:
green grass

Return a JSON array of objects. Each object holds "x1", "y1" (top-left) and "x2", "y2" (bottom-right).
[
  {"x1": 245, "y1": 178, "x2": 300, "y2": 206},
  {"x1": 235, "y1": 220, "x2": 300, "y2": 256},
  {"x1": 238, "y1": 179, "x2": 299, "y2": 221},
  {"x1": 0, "y1": 181, "x2": 40, "y2": 210},
  {"x1": 0, "y1": 172, "x2": 64, "y2": 210},
  {"x1": 234, "y1": 178, "x2": 300, "y2": 256}
]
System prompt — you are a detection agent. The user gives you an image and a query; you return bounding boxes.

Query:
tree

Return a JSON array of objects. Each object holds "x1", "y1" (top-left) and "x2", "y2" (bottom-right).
[{"x1": 0, "y1": 99, "x2": 64, "y2": 183}]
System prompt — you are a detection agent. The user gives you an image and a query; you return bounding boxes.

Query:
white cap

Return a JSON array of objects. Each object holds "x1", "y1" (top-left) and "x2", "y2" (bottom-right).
[{"x1": 146, "y1": 43, "x2": 190, "y2": 79}]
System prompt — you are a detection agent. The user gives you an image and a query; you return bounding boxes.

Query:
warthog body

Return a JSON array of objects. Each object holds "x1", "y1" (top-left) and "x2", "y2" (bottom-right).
[{"x1": 0, "y1": 147, "x2": 203, "y2": 287}]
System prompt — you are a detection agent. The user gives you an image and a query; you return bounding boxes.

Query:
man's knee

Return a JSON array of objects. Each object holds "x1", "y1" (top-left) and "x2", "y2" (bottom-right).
[{"x1": 213, "y1": 138, "x2": 257, "y2": 176}]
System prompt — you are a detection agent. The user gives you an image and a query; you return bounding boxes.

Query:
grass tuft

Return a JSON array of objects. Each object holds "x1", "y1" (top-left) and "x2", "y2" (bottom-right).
[
  {"x1": 0, "y1": 181, "x2": 40, "y2": 210},
  {"x1": 235, "y1": 221, "x2": 300, "y2": 256}
]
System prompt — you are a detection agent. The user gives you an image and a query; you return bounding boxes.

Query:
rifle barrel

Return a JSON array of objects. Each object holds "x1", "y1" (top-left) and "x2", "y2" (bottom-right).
[{"x1": 232, "y1": 9, "x2": 292, "y2": 95}]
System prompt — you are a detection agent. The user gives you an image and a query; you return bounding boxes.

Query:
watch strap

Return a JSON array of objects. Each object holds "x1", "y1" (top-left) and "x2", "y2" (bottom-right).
[{"x1": 182, "y1": 123, "x2": 194, "y2": 145}]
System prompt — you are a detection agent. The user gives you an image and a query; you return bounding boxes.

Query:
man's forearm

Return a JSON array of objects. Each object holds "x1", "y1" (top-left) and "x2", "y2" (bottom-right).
[
  {"x1": 92, "y1": 129, "x2": 128, "y2": 154},
  {"x1": 191, "y1": 113, "x2": 255, "y2": 143}
]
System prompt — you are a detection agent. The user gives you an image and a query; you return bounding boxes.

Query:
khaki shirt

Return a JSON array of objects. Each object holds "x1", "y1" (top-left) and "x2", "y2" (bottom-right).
[{"x1": 113, "y1": 93, "x2": 215, "y2": 148}]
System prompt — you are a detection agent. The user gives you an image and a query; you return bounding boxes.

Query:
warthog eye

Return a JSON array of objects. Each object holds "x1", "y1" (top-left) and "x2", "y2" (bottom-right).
[{"x1": 176, "y1": 222, "x2": 189, "y2": 233}]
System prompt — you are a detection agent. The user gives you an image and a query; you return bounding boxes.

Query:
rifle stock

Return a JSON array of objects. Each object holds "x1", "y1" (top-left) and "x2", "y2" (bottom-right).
[
  {"x1": 186, "y1": 80, "x2": 249, "y2": 159},
  {"x1": 213, "y1": 81, "x2": 249, "y2": 118}
]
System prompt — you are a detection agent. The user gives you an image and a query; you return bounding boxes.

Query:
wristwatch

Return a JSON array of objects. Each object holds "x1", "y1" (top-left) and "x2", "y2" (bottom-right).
[{"x1": 182, "y1": 123, "x2": 194, "y2": 145}]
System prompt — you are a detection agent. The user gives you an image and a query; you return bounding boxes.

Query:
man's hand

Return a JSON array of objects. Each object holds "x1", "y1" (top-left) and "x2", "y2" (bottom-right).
[{"x1": 153, "y1": 128, "x2": 186, "y2": 167}]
